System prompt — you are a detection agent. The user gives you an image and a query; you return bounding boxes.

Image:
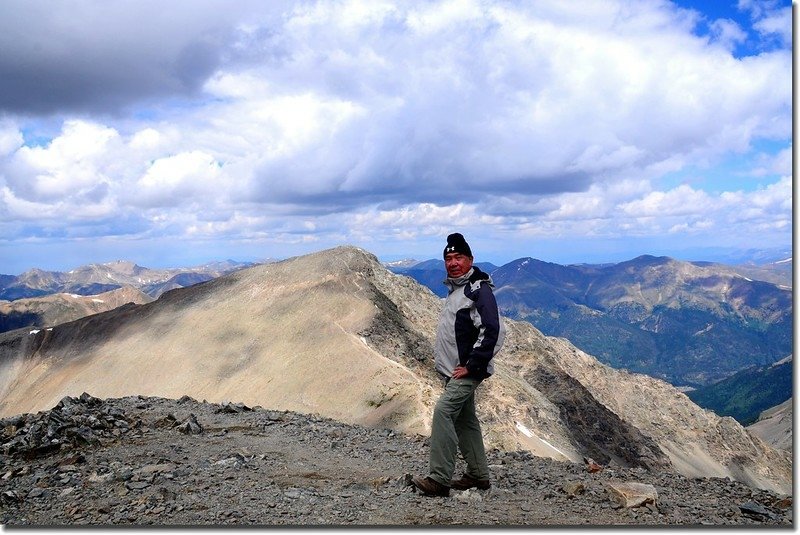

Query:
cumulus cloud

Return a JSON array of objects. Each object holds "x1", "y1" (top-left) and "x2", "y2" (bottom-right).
[
  {"x1": 620, "y1": 185, "x2": 714, "y2": 218},
  {"x1": 3, "y1": 121, "x2": 120, "y2": 203},
  {"x1": 182, "y1": 0, "x2": 790, "y2": 214},
  {"x1": 0, "y1": 0, "x2": 791, "y2": 268},
  {"x1": 135, "y1": 151, "x2": 222, "y2": 207}
]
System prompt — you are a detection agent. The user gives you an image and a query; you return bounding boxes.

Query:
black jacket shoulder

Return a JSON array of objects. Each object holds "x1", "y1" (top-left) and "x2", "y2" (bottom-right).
[{"x1": 468, "y1": 266, "x2": 491, "y2": 283}]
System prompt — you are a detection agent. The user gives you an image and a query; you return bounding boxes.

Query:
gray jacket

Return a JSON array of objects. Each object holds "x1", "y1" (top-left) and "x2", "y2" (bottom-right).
[{"x1": 434, "y1": 266, "x2": 505, "y2": 380}]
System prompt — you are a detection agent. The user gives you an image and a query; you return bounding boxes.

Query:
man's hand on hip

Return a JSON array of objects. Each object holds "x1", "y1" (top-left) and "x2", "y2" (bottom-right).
[{"x1": 452, "y1": 366, "x2": 469, "y2": 379}]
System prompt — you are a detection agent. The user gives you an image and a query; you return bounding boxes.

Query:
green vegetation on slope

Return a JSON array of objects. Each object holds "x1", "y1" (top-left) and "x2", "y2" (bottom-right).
[{"x1": 686, "y1": 360, "x2": 792, "y2": 425}]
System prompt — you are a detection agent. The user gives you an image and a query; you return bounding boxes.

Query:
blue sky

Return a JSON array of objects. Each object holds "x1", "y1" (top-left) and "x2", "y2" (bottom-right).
[{"x1": 0, "y1": 0, "x2": 792, "y2": 273}]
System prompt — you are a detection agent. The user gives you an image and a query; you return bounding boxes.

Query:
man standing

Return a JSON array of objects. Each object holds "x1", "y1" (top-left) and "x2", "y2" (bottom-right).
[{"x1": 412, "y1": 233, "x2": 505, "y2": 497}]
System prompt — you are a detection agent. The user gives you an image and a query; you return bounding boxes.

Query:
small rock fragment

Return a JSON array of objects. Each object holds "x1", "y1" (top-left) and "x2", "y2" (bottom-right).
[
  {"x1": 175, "y1": 414, "x2": 203, "y2": 435},
  {"x1": 563, "y1": 481, "x2": 585, "y2": 497}
]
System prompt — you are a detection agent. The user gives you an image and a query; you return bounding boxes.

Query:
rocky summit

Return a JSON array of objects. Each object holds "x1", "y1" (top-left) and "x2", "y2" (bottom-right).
[
  {"x1": 0, "y1": 246, "x2": 791, "y2": 499},
  {"x1": 0, "y1": 394, "x2": 791, "y2": 527}
]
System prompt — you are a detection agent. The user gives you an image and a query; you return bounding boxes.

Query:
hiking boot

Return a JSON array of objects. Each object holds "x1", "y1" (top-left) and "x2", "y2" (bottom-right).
[
  {"x1": 411, "y1": 476, "x2": 450, "y2": 497},
  {"x1": 450, "y1": 474, "x2": 491, "y2": 490}
]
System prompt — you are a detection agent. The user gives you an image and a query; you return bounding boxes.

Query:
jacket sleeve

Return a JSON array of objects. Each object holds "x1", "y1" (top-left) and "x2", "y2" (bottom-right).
[{"x1": 465, "y1": 282, "x2": 501, "y2": 378}]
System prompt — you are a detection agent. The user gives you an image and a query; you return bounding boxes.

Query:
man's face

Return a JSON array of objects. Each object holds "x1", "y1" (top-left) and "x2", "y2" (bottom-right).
[{"x1": 444, "y1": 252, "x2": 474, "y2": 278}]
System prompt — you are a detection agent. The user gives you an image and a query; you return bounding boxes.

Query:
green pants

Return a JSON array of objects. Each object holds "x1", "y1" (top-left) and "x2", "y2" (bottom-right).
[{"x1": 428, "y1": 378, "x2": 489, "y2": 486}]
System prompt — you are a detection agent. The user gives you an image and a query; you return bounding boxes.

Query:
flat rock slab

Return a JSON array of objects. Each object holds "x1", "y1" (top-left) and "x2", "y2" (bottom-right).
[{"x1": 605, "y1": 481, "x2": 658, "y2": 508}]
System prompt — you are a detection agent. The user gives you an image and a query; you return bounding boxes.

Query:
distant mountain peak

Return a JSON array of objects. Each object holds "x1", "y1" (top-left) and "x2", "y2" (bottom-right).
[
  {"x1": 621, "y1": 254, "x2": 674, "y2": 267},
  {"x1": 382, "y1": 258, "x2": 420, "y2": 269}
]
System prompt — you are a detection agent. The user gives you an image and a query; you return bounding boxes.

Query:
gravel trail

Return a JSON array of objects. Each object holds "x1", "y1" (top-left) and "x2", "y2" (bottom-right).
[{"x1": 0, "y1": 394, "x2": 791, "y2": 527}]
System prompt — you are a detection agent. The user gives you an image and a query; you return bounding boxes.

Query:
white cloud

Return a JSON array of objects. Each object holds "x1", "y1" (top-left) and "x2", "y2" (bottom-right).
[
  {"x1": 769, "y1": 147, "x2": 792, "y2": 175},
  {"x1": 0, "y1": 121, "x2": 23, "y2": 159},
  {"x1": 0, "y1": 187, "x2": 58, "y2": 220},
  {"x1": 135, "y1": 151, "x2": 222, "y2": 207},
  {"x1": 406, "y1": 0, "x2": 484, "y2": 33},
  {"x1": 753, "y1": 7, "x2": 792, "y2": 47},
  {"x1": 205, "y1": 0, "x2": 787, "y2": 208},
  {"x1": 722, "y1": 174, "x2": 791, "y2": 212},
  {"x1": 0, "y1": 0, "x2": 791, "y2": 266},
  {"x1": 4, "y1": 120, "x2": 119, "y2": 202},
  {"x1": 667, "y1": 218, "x2": 714, "y2": 234},
  {"x1": 709, "y1": 18, "x2": 748, "y2": 52},
  {"x1": 129, "y1": 128, "x2": 163, "y2": 150},
  {"x1": 185, "y1": 211, "x2": 270, "y2": 238},
  {"x1": 739, "y1": 1, "x2": 792, "y2": 46},
  {"x1": 749, "y1": 146, "x2": 792, "y2": 177},
  {"x1": 620, "y1": 185, "x2": 713, "y2": 217}
]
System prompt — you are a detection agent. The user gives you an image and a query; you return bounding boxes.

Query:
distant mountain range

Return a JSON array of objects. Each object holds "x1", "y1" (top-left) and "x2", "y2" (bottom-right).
[
  {"x1": 0, "y1": 287, "x2": 153, "y2": 334},
  {"x1": 1, "y1": 251, "x2": 790, "y2": 432},
  {"x1": 0, "y1": 246, "x2": 790, "y2": 494},
  {"x1": 389, "y1": 255, "x2": 792, "y2": 388},
  {"x1": 0, "y1": 260, "x2": 256, "y2": 301}
]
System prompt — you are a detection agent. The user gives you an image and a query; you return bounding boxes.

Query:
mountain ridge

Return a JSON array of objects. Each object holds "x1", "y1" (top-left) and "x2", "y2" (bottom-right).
[{"x1": 0, "y1": 246, "x2": 789, "y2": 494}]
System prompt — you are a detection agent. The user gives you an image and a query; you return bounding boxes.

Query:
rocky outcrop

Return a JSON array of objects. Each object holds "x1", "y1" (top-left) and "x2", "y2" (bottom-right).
[{"x1": 0, "y1": 246, "x2": 791, "y2": 494}]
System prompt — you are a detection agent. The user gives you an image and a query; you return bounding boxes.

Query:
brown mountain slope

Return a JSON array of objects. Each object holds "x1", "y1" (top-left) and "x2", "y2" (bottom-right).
[
  {"x1": 746, "y1": 398, "x2": 792, "y2": 452},
  {"x1": 0, "y1": 286, "x2": 153, "y2": 333},
  {"x1": 0, "y1": 249, "x2": 435, "y2": 435},
  {"x1": 0, "y1": 246, "x2": 790, "y2": 494}
]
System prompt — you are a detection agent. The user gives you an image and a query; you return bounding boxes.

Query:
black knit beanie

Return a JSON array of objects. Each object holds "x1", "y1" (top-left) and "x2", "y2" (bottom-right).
[{"x1": 443, "y1": 233, "x2": 472, "y2": 259}]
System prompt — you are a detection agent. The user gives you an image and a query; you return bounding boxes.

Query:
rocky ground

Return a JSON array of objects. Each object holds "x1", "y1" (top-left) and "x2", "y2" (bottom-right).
[{"x1": 0, "y1": 394, "x2": 792, "y2": 527}]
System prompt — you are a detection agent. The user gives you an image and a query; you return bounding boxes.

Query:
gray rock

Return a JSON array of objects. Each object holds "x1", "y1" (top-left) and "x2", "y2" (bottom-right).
[
  {"x1": 125, "y1": 481, "x2": 151, "y2": 491},
  {"x1": 739, "y1": 501, "x2": 777, "y2": 521},
  {"x1": 216, "y1": 402, "x2": 252, "y2": 414},
  {"x1": 175, "y1": 414, "x2": 203, "y2": 435}
]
